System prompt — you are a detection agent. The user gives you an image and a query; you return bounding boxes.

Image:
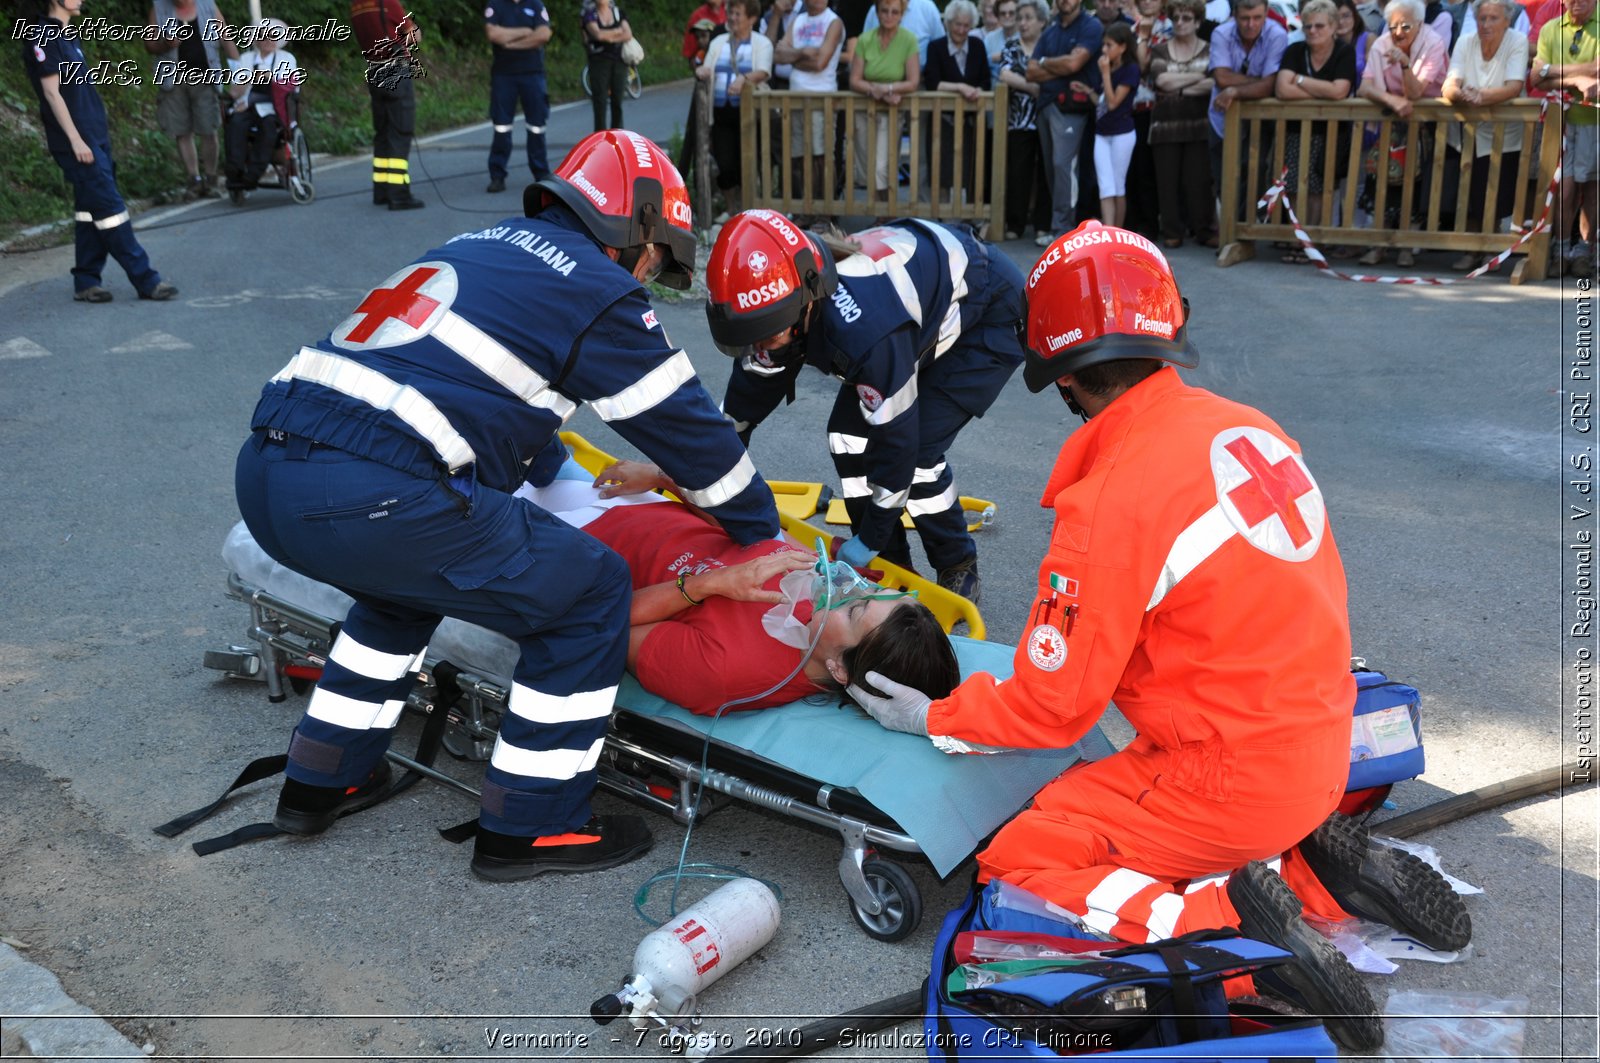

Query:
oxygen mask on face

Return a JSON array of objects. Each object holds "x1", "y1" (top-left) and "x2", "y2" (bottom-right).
[{"x1": 761, "y1": 540, "x2": 912, "y2": 650}]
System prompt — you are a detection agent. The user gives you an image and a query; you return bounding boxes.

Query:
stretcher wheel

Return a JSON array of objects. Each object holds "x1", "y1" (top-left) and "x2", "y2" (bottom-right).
[{"x1": 849, "y1": 858, "x2": 921, "y2": 942}]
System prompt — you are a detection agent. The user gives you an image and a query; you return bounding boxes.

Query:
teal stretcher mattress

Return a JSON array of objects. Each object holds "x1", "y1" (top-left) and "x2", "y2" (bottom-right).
[{"x1": 222, "y1": 521, "x2": 1113, "y2": 876}]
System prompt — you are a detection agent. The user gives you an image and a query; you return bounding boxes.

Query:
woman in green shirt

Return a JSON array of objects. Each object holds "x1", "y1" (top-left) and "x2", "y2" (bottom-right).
[{"x1": 849, "y1": 0, "x2": 921, "y2": 201}]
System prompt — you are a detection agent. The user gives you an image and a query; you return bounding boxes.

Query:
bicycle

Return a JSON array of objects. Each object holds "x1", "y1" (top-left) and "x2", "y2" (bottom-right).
[{"x1": 581, "y1": 59, "x2": 643, "y2": 100}]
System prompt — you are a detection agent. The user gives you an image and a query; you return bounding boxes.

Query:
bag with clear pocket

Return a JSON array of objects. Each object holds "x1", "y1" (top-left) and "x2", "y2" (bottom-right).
[{"x1": 923, "y1": 881, "x2": 1340, "y2": 1061}]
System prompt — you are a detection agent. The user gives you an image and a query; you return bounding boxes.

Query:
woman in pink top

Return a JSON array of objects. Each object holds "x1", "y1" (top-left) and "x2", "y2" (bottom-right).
[{"x1": 1356, "y1": 0, "x2": 1448, "y2": 266}]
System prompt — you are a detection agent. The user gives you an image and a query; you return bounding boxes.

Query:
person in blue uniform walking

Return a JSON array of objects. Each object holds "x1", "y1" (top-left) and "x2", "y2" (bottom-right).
[
  {"x1": 485, "y1": 0, "x2": 553, "y2": 193},
  {"x1": 234, "y1": 130, "x2": 779, "y2": 880},
  {"x1": 706, "y1": 211, "x2": 1025, "y2": 603},
  {"x1": 19, "y1": 0, "x2": 177, "y2": 304}
]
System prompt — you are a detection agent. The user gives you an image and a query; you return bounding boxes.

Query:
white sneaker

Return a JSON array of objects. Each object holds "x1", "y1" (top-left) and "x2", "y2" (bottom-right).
[{"x1": 1035, "y1": 232, "x2": 1055, "y2": 248}]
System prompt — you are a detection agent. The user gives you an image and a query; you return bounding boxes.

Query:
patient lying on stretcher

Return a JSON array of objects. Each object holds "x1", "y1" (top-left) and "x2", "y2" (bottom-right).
[{"x1": 515, "y1": 460, "x2": 960, "y2": 715}]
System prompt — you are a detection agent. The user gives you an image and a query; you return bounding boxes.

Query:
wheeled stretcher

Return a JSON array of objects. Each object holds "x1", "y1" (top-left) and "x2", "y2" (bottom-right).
[{"x1": 204, "y1": 435, "x2": 1113, "y2": 940}]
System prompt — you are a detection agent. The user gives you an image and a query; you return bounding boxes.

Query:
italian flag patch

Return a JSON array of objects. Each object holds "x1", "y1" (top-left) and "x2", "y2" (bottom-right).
[{"x1": 1049, "y1": 573, "x2": 1079, "y2": 597}]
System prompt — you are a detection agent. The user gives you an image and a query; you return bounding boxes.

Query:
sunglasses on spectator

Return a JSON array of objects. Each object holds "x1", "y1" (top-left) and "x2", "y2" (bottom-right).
[
  {"x1": 1572, "y1": 27, "x2": 1586, "y2": 56},
  {"x1": 1389, "y1": 20, "x2": 1413, "y2": 33}
]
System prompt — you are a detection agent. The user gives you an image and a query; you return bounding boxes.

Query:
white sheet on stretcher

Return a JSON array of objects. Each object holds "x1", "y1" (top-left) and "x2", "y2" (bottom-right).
[{"x1": 222, "y1": 521, "x2": 1113, "y2": 875}]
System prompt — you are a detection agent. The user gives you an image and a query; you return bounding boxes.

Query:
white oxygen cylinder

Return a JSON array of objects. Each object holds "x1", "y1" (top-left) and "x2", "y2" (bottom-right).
[{"x1": 634, "y1": 879, "x2": 781, "y2": 1002}]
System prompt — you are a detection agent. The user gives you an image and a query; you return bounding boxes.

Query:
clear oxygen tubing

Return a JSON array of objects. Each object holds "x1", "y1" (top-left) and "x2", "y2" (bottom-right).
[{"x1": 632, "y1": 543, "x2": 844, "y2": 926}]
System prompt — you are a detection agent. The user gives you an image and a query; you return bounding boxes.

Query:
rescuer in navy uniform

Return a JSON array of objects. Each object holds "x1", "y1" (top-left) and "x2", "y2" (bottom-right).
[
  {"x1": 235, "y1": 131, "x2": 779, "y2": 880},
  {"x1": 19, "y1": 0, "x2": 177, "y2": 303},
  {"x1": 350, "y1": 0, "x2": 425, "y2": 209},
  {"x1": 485, "y1": 0, "x2": 553, "y2": 193},
  {"x1": 706, "y1": 212, "x2": 1025, "y2": 604}
]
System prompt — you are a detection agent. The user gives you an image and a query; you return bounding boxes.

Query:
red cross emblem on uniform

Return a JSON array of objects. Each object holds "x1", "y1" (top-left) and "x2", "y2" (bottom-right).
[
  {"x1": 1223, "y1": 435, "x2": 1315, "y2": 548},
  {"x1": 332, "y1": 261, "x2": 458, "y2": 350},
  {"x1": 1211, "y1": 427, "x2": 1325, "y2": 562}
]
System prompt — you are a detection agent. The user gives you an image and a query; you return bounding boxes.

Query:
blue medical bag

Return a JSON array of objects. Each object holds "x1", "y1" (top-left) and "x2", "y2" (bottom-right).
[
  {"x1": 1348, "y1": 669, "x2": 1425, "y2": 792},
  {"x1": 924, "y1": 883, "x2": 1339, "y2": 1061}
]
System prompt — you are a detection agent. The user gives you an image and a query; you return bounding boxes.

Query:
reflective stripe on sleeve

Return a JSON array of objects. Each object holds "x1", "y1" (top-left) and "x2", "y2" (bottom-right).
[
  {"x1": 591, "y1": 350, "x2": 696, "y2": 422},
  {"x1": 432, "y1": 312, "x2": 577, "y2": 420},
  {"x1": 870, "y1": 483, "x2": 910, "y2": 509},
  {"x1": 828, "y1": 432, "x2": 868, "y2": 455},
  {"x1": 272, "y1": 347, "x2": 477, "y2": 471},
  {"x1": 1145, "y1": 505, "x2": 1235, "y2": 611},
  {"x1": 507, "y1": 684, "x2": 616, "y2": 725},
  {"x1": 328, "y1": 634, "x2": 418, "y2": 682},
  {"x1": 490, "y1": 736, "x2": 606, "y2": 780},
  {"x1": 865, "y1": 375, "x2": 918, "y2": 426},
  {"x1": 677, "y1": 451, "x2": 758, "y2": 509}
]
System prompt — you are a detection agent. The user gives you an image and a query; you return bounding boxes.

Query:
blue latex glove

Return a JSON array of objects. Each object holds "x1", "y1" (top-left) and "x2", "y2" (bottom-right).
[
  {"x1": 847, "y1": 671, "x2": 931, "y2": 736},
  {"x1": 833, "y1": 535, "x2": 876, "y2": 571}
]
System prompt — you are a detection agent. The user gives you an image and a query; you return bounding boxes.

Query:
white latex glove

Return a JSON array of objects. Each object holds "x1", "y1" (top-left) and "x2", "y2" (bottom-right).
[{"x1": 847, "y1": 670, "x2": 931, "y2": 735}]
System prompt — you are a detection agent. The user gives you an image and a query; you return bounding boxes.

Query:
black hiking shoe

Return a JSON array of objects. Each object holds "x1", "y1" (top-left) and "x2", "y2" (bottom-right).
[
  {"x1": 936, "y1": 558, "x2": 981, "y2": 604},
  {"x1": 470, "y1": 815, "x2": 652, "y2": 882},
  {"x1": 1228, "y1": 860, "x2": 1384, "y2": 1052},
  {"x1": 273, "y1": 761, "x2": 393, "y2": 835},
  {"x1": 1298, "y1": 812, "x2": 1471, "y2": 952}
]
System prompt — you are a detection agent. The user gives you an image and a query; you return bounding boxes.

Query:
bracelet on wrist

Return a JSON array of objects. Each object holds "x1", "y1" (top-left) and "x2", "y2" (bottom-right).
[{"x1": 676, "y1": 570, "x2": 704, "y2": 606}]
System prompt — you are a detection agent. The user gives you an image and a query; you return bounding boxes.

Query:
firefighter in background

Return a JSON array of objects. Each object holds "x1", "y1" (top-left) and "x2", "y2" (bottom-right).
[
  {"x1": 350, "y1": 0, "x2": 425, "y2": 210},
  {"x1": 850, "y1": 221, "x2": 1471, "y2": 1052},
  {"x1": 484, "y1": 0, "x2": 553, "y2": 194},
  {"x1": 705, "y1": 212, "x2": 1026, "y2": 603},
  {"x1": 20, "y1": 0, "x2": 177, "y2": 303},
  {"x1": 234, "y1": 130, "x2": 779, "y2": 880}
]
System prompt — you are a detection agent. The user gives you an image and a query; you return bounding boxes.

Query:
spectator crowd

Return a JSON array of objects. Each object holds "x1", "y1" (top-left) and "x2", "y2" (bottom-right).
[{"x1": 682, "y1": 0, "x2": 1598, "y2": 275}]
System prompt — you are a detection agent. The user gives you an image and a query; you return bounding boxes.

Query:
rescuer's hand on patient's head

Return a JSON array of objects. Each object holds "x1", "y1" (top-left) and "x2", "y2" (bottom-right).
[
  {"x1": 594, "y1": 460, "x2": 674, "y2": 497},
  {"x1": 848, "y1": 672, "x2": 932, "y2": 735}
]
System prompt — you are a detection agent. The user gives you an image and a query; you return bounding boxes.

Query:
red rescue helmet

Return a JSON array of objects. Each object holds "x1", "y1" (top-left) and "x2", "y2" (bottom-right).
[
  {"x1": 704, "y1": 210, "x2": 837, "y2": 356},
  {"x1": 527, "y1": 130, "x2": 698, "y2": 289},
  {"x1": 1020, "y1": 220, "x2": 1199, "y2": 393}
]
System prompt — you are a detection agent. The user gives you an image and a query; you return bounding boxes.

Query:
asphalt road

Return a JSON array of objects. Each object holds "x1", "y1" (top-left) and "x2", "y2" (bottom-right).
[{"x1": 0, "y1": 75, "x2": 1595, "y2": 1062}]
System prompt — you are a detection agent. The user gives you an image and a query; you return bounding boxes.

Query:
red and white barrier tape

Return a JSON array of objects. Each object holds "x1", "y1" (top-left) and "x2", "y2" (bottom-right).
[{"x1": 1256, "y1": 156, "x2": 1562, "y2": 283}]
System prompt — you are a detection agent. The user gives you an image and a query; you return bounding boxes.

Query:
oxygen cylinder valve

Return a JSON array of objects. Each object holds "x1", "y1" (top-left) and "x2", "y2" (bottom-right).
[{"x1": 590, "y1": 991, "x2": 625, "y2": 1026}]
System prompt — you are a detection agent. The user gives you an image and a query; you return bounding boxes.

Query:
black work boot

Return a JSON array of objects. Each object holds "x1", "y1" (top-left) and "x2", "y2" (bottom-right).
[
  {"x1": 1228, "y1": 860, "x2": 1384, "y2": 1052},
  {"x1": 1298, "y1": 812, "x2": 1471, "y2": 951},
  {"x1": 273, "y1": 761, "x2": 393, "y2": 835},
  {"x1": 470, "y1": 815, "x2": 652, "y2": 882},
  {"x1": 936, "y1": 558, "x2": 981, "y2": 604}
]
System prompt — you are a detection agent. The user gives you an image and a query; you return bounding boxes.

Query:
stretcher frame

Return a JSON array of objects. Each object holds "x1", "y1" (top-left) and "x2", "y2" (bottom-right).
[
  {"x1": 205, "y1": 435, "x2": 1016, "y2": 939},
  {"x1": 207, "y1": 569, "x2": 938, "y2": 938}
]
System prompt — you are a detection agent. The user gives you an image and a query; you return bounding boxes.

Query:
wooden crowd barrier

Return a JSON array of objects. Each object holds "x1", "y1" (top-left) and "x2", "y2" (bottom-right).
[
  {"x1": 734, "y1": 86, "x2": 1010, "y2": 232},
  {"x1": 1218, "y1": 98, "x2": 1560, "y2": 284}
]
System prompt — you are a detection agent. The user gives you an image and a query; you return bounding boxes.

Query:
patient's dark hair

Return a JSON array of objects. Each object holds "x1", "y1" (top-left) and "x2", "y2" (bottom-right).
[{"x1": 836, "y1": 601, "x2": 961, "y2": 700}]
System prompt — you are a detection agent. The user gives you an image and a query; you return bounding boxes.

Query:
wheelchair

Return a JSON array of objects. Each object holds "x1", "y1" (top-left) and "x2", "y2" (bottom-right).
[{"x1": 226, "y1": 85, "x2": 314, "y2": 206}]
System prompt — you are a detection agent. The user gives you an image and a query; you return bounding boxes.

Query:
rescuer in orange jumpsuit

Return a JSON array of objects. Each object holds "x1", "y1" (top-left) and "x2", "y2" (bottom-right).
[{"x1": 851, "y1": 221, "x2": 1470, "y2": 1052}]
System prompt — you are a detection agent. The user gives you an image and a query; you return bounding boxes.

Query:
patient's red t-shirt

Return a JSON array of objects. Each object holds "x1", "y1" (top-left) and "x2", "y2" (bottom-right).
[{"x1": 585, "y1": 504, "x2": 822, "y2": 714}]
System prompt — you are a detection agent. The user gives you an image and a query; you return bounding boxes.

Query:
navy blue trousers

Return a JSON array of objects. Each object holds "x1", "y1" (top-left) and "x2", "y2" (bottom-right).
[
  {"x1": 235, "y1": 433, "x2": 630, "y2": 837},
  {"x1": 52, "y1": 146, "x2": 160, "y2": 296},
  {"x1": 488, "y1": 72, "x2": 550, "y2": 181}
]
